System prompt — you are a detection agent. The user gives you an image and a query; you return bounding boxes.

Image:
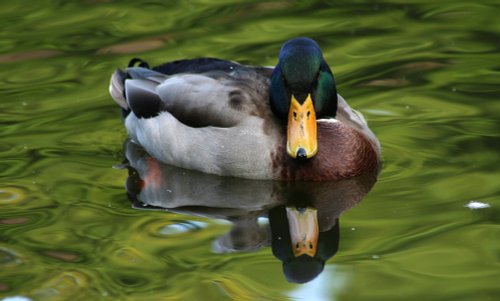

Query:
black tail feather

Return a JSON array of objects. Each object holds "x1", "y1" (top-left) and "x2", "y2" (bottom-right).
[{"x1": 128, "y1": 58, "x2": 150, "y2": 68}]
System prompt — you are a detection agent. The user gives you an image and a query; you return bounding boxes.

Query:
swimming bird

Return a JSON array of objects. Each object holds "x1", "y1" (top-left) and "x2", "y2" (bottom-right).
[{"x1": 109, "y1": 37, "x2": 380, "y2": 180}]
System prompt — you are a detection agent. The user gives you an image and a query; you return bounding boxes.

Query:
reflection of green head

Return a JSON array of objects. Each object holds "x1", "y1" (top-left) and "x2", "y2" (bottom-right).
[
  {"x1": 269, "y1": 205, "x2": 340, "y2": 283},
  {"x1": 283, "y1": 255, "x2": 324, "y2": 283}
]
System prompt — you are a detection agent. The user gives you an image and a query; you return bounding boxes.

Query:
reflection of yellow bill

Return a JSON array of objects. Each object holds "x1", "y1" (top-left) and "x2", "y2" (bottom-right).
[
  {"x1": 287, "y1": 94, "x2": 317, "y2": 159},
  {"x1": 286, "y1": 206, "x2": 319, "y2": 257}
]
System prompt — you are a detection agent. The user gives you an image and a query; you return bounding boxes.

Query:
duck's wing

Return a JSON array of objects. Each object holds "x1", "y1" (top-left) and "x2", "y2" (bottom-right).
[
  {"x1": 109, "y1": 65, "x2": 279, "y2": 179},
  {"x1": 110, "y1": 65, "x2": 272, "y2": 128}
]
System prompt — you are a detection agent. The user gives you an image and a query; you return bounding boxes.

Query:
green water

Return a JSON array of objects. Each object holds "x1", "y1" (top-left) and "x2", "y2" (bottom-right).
[{"x1": 1, "y1": 1, "x2": 499, "y2": 300}]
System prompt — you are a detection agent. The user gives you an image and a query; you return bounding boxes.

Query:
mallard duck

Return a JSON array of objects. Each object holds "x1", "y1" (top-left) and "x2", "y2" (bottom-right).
[{"x1": 110, "y1": 37, "x2": 380, "y2": 180}]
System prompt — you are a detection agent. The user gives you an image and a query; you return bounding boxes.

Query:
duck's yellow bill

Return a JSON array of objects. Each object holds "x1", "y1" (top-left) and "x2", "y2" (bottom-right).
[
  {"x1": 287, "y1": 94, "x2": 318, "y2": 159},
  {"x1": 286, "y1": 206, "x2": 319, "y2": 257}
]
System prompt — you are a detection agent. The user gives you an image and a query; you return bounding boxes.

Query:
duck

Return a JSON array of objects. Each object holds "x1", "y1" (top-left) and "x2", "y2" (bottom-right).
[{"x1": 109, "y1": 37, "x2": 380, "y2": 181}]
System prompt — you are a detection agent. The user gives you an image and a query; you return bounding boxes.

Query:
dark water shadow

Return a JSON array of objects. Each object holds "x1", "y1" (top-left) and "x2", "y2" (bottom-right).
[{"x1": 120, "y1": 139, "x2": 378, "y2": 283}]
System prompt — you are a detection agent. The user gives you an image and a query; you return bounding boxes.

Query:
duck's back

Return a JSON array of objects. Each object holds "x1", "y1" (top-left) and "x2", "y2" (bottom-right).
[{"x1": 152, "y1": 58, "x2": 243, "y2": 75}]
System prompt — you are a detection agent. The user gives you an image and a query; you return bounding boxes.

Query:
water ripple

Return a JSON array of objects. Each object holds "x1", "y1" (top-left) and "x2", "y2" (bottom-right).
[
  {"x1": 0, "y1": 187, "x2": 29, "y2": 206},
  {"x1": 1, "y1": 1, "x2": 499, "y2": 300}
]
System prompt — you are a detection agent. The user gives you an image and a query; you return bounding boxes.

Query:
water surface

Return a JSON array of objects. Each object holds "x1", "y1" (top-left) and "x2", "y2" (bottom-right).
[{"x1": 1, "y1": 1, "x2": 499, "y2": 300}]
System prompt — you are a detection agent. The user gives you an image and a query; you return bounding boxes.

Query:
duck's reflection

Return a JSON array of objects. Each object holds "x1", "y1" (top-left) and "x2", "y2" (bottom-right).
[{"x1": 122, "y1": 139, "x2": 378, "y2": 283}]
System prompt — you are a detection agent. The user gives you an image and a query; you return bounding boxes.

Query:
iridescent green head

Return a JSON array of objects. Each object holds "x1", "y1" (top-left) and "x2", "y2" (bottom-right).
[{"x1": 270, "y1": 38, "x2": 337, "y2": 159}]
